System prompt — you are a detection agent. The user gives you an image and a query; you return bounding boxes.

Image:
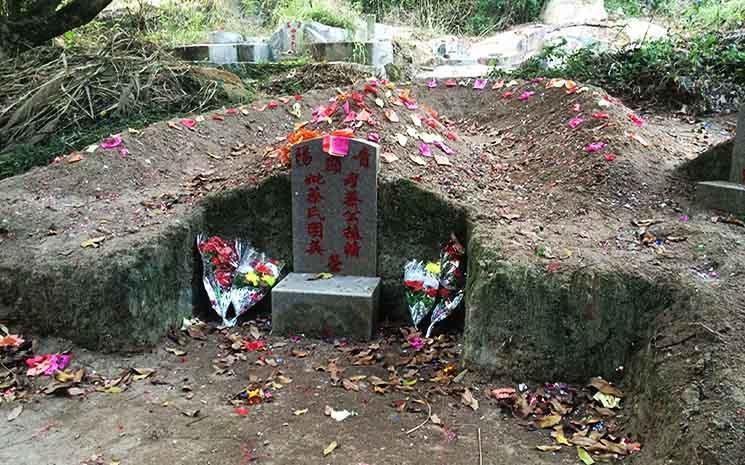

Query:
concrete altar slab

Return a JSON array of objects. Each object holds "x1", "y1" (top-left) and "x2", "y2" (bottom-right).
[{"x1": 271, "y1": 273, "x2": 381, "y2": 340}]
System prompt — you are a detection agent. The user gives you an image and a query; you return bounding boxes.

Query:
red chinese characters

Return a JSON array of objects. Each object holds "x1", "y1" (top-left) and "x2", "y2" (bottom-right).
[
  {"x1": 343, "y1": 171, "x2": 362, "y2": 258},
  {"x1": 296, "y1": 146, "x2": 312, "y2": 166},
  {"x1": 305, "y1": 172, "x2": 325, "y2": 256},
  {"x1": 328, "y1": 253, "x2": 342, "y2": 273}
]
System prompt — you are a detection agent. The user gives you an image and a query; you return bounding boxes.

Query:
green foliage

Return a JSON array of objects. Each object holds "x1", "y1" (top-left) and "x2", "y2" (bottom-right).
[
  {"x1": 245, "y1": 0, "x2": 360, "y2": 30},
  {"x1": 493, "y1": 32, "x2": 745, "y2": 113},
  {"x1": 354, "y1": 0, "x2": 548, "y2": 34}
]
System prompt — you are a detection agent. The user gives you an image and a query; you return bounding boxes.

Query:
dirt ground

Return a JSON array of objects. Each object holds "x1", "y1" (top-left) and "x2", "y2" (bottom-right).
[
  {"x1": 1, "y1": 77, "x2": 744, "y2": 465},
  {"x1": 2, "y1": 324, "x2": 580, "y2": 465}
]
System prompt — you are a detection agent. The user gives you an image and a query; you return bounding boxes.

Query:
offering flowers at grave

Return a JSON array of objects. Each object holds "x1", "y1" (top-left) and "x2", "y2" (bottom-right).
[
  {"x1": 403, "y1": 235, "x2": 466, "y2": 335},
  {"x1": 404, "y1": 261, "x2": 440, "y2": 327},
  {"x1": 427, "y1": 235, "x2": 466, "y2": 336},
  {"x1": 230, "y1": 248, "x2": 284, "y2": 324},
  {"x1": 197, "y1": 234, "x2": 283, "y2": 327}
]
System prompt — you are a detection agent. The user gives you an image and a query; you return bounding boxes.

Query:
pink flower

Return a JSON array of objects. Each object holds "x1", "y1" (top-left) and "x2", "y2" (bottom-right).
[
  {"x1": 419, "y1": 143, "x2": 432, "y2": 157},
  {"x1": 568, "y1": 116, "x2": 584, "y2": 129},
  {"x1": 628, "y1": 113, "x2": 645, "y2": 126},
  {"x1": 585, "y1": 142, "x2": 607, "y2": 153},
  {"x1": 434, "y1": 140, "x2": 455, "y2": 155},
  {"x1": 26, "y1": 353, "x2": 71, "y2": 376},
  {"x1": 518, "y1": 91, "x2": 535, "y2": 101},
  {"x1": 408, "y1": 335, "x2": 425, "y2": 351},
  {"x1": 473, "y1": 79, "x2": 487, "y2": 90},
  {"x1": 100, "y1": 135, "x2": 122, "y2": 149}
]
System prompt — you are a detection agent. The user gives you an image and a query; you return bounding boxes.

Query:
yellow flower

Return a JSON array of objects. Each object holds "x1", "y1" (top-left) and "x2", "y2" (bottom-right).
[
  {"x1": 261, "y1": 275, "x2": 276, "y2": 287},
  {"x1": 425, "y1": 262, "x2": 441, "y2": 275},
  {"x1": 245, "y1": 272, "x2": 259, "y2": 286}
]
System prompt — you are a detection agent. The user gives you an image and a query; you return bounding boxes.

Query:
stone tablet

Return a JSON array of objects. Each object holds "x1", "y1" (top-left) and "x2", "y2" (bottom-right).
[{"x1": 290, "y1": 138, "x2": 379, "y2": 276}]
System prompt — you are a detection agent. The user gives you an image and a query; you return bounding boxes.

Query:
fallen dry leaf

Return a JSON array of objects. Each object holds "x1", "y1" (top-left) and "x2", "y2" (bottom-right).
[
  {"x1": 537, "y1": 445, "x2": 562, "y2": 452},
  {"x1": 6, "y1": 405, "x2": 22, "y2": 422},
  {"x1": 166, "y1": 347, "x2": 187, "y2": 357},
  {"x1": 293, "y1": 408, "x2": 308, "y2": 416},
  {"x1": 323, "y1": 441, "x2": 338, "y2": 456},
  {"x1": 589, "y1": 377, "x2": 623, "y2": 397},
  {"x1": 536, "y1": 414, "x2": 562, "y2": 429},
  {"x1": 80, "y1": 236, "x2": 106, "y2": 248},
  {"x1": 461, "y1": 388, "x2": 479, "y2": 411},
  {"x1": 342, "y1": 378, "x2": 359, "y2": 391}
]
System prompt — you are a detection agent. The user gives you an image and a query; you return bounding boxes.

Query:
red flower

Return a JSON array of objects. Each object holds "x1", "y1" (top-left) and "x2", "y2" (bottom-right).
[
  {"x1": 425, "y1": 287, "x2": 438, "y2": 298},
  {"x1": 215, "y1": 270, "x2": 233, "y2": 288},
  {"x1": 255, "y1": 263, "x2": 271, "y2": 275},
  {"x1": 404, "y1": 280, "x2": 424, "y2": 292},
  {"x1": 439, "y1": 288, "x2": 451, "y2": 299},
  {"x1": 244, "y1": 340, "x2": 267, "y2": 351}
]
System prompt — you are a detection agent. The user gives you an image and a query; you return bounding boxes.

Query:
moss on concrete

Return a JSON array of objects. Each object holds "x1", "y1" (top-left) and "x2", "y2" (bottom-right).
[{"x1": 463, "y1": 226, "x2": 674, "y2": 382}]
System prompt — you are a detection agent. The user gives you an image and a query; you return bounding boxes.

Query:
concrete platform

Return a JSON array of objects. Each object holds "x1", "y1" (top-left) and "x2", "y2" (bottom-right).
[
  {"x1": 271, "y1": 273, "x2": 381, "y2": 340},
  {"x1": 696, "y1": 181, "x2": 745, "y2": 215}
]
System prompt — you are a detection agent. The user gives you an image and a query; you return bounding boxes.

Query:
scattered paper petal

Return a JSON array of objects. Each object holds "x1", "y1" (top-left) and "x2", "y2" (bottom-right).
[
  {"x1": 100, "y1": 135, "x2": 122, "y2": 149},
  {"x1": 419, "y1": 143, "x2": 432, "y2": 157},
  {"x1": 385, "y1": 109, "x2": 399, "y2": 123},
  {"x1": 427, "y1": 79, "x2": 438, "y2": 88},
  {"x1": 396, "y1": 134, "x2": 408, "y2": 147},
  {"x1": 585, "y1": 142, "x2": 607, "y2": 153},
  {"x1": 434, "y1": 154, "x2": 452, "y2": 166},
  {"x1": 473, "y1": 78, "x2": 487, "y2": 90},
  {"x1": 518, "y1": 91, "x2": 535, "y2": 101},
  {"x1": 409, "y1": 155, "x2": 427, "y2": 166},
  {"x1": 628, "y1": 113, "x2": 645, "y2": 126},
  {"x1": 180, "y1": 118, "x2": 197, "y2": 129},
  {"x1": 382, "y1": 153, "x2": 399, "y2": 163},
  {"x1": 568, "y1": 116, "x2": 584, "y2": 129}
]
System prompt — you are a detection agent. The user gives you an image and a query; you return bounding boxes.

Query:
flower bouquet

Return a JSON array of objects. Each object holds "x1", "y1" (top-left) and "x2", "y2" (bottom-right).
[
  {"x1": 404, "y1": 260, "x2": 440, "y2": 328},
  {"x1": 197, "y1": 234, "x2": 283, "y2": 327},
  {"x1": 229, "y1": 248, "x2": 284, "y2": 326},
  {"x1": 403, "y1": 234, "x2": 466, "y2": 335},
  {"x1": 426, "y1": 235, "x2": 466, "y2": 336}
]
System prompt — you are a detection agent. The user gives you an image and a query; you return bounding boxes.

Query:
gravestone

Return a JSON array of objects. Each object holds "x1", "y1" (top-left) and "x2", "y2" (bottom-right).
[
  {"x1": 272, "y1": 138, "x2": 382, "y2": 340},
  {"x1": 696, "y1": 107, "x2": 745, "y2": 215}
]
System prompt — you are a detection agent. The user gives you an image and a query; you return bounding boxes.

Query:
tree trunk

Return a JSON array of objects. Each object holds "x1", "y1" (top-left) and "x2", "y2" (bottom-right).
[{"x1": 0, "y1": 0, "x2": 113, "y2": 55}]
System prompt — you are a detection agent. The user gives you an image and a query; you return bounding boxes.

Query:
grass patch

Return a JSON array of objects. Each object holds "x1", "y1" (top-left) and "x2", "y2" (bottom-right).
[
  {"x1": 492, "y1": 32, "x2": 745, "y2": 113},
  {"x1": 245, "y1": 0, "x2": 361, "y2": 30}
]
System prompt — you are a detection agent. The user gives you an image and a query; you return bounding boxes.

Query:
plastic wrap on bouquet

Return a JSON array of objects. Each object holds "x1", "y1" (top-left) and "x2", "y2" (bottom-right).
[
  {"x1": 404, "y1": 260, "x2": 440, "y2": 328},
  {"x1": 229, "y1": 248, "x2": 284, "y2": 326},
  {"x1": 197, "y1": 234, "x2": 283, "y2": 326},
  {"x1": 426, "y1": 235, "x2": 466, "y2": 336},
  {"x1": 197, "y1": 234, "x2": 241, "y2": 326}
]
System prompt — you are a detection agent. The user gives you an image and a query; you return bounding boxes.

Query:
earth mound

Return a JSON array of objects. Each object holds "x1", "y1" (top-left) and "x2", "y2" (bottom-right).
[{"x1": 0, "y1": 77, "x2": 743, "y2": 464}]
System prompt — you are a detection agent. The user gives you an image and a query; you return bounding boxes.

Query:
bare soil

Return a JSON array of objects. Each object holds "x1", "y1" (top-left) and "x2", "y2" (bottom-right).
[{"x1": 1, "y1": 78, "x2": 744, "y2": 465}]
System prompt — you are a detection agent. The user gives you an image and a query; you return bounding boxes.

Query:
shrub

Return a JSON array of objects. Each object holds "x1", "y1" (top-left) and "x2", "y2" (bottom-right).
[{"x1": 493, "y1": 32, "x2": 745, "y2": 113}]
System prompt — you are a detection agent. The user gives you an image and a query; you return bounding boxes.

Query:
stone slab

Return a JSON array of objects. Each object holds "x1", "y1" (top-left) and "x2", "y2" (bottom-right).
[
  {"x1": 696, "y1": 181, "x2": 745, "y2": 215},
  {"x1": 729, "y1": 106, "x2": 745, "y2": 184},
  {"x1": 308, "y1": 41, "x2": 393, "y2": 67},
  {"x1": 291, "y1": 138, "x2": 379, "y2": 276},
  {"x1": 271, "y1": 273, "x2": 381, "y2": 340}
]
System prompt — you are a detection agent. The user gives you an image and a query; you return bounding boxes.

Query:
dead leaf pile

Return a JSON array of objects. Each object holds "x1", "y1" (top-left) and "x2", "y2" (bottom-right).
[{"x1": 492, "y1": 378, "x2": 640, "y2": 460}]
